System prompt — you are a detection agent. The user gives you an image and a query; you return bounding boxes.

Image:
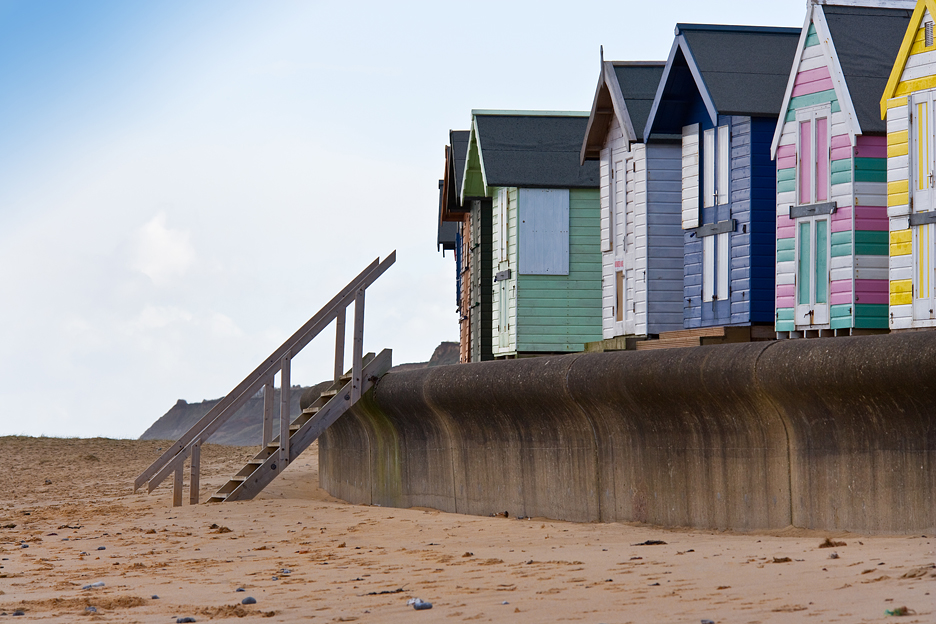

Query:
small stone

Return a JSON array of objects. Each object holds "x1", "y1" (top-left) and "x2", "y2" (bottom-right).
[
  {"x1": 235, "y1": 588, "x2": 245, "y2": 592},
  {"x1": 701, "y1": 620, "x2": 715, "y2": 624},
  {"x1": 20, "y1": 544, "x2": 27, "y2": 549},
  {"x1": 502, "y1": 601, "x2": 509, "y2": 605},
  {"x1": 151, "y1": 595, "x2": 159, "y2": 600},
  {"x1": 44, "y1": 479, "x2": 52, "y2": 485},
  {"x1": 271, "y1": 576, "x2": 278, "y2": 581},
  {"x1": 280, "y1": 569, "x2": 291, "y2": 574},
  {"x1": 176, "y1": 618, "x2": 196, "y2": 623},
  {"x1": 13, "y1": 611, "x2": 25, "y2": 617},
  {"x1": 241, "y1": 597, "x2": 256, "y2": 605},
  {"x1": 85, "y1": 606, "x2": 97, "y2": 613},
  {"x1": 97, "y1": 546, "x2": 106, "y2": 551},
  {"x1": 82, "y1": 582, "x2": 105, "y2": 590}
]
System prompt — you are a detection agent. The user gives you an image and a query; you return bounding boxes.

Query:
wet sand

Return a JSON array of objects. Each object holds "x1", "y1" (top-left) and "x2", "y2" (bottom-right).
[{"x1": 0, "y1": 436, "x2": 933, "y2": 623}]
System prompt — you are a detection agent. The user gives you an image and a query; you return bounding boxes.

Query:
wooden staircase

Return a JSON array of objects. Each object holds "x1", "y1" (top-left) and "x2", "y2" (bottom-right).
[
  {"x1": 134, "y1": 253, "x2": 396, "y2": 506},
  {"x1": 208, "y1": 351, "x2": 389, "y2": 502}
]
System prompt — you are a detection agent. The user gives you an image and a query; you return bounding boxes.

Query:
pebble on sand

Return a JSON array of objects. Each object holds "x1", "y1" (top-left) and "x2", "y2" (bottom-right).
[
  {"x1": 82, "y1": 582, "x2": 105, "y2": 590},
  {"x1": 235, "y1": 588, "x2": 245, "y2": 592},
  {"x1": 85, "y1": 606, "x2": 97, "y2": 613},
  {"x1": 241, "y1": 597, "x2": 257, "y2": 605},
  {"x1": 97, "y1": 546, "x2": 106, "y2": 551},
  {"x1": 176, "y1": 618, "x2": 196, "y2": 623},
  {"x1": 151, "y1": 595, "x2": 159, "y2": 600}
]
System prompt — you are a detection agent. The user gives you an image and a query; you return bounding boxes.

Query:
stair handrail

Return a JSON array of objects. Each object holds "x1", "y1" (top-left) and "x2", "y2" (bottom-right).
[{"x1": 134, "y1": 252, "x2": 396, "y2": 498}]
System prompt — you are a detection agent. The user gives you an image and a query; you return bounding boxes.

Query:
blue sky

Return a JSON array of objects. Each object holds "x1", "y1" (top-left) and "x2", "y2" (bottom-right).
[{"x1": 0, "y1": 0, "x2": 805, "y2": 438}]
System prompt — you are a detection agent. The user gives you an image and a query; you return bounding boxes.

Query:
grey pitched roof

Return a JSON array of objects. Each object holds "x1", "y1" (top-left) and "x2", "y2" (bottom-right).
[
  {"x1": 823, "y1": 4, "x2": 913, "y2": 134},
  {"x1": 476, "y1": 113, "x2": 599, "y2": 188},
  {"x1": 612, "y1": 63, "x2": 665, "y2": 141},
  {"x1": 646, "y1": 24, "x2": 800, "y2": 136}
]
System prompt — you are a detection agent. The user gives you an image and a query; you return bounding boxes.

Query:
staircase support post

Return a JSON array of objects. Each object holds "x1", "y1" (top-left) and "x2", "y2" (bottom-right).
[
  {"x1": 280, "y1": 355, "x2": 291, "y2": 464},
  {"x1": 190, "y1": 441, "x2": 201, "y2": 505},
  {"x1": 352, "y1": 289, "x2": 365, "y2": 402},
  {"x1": 262, "y1": 379, "x2": 274, "y2": 448},
  {"x1": 334, "y1": 307, "x2": 346, "y2": 385},
  {"x1": 173, "y1": 466, "x2": 183, "y2": 507}
]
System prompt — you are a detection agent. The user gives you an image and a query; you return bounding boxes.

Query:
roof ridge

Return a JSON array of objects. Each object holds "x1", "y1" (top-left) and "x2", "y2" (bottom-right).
[
  {"x1": 675, "y1": 23, "x2": 801, "y2": 35},
  {"x1": 471, "y1": 109, "x2": 589, "y2": 118}
]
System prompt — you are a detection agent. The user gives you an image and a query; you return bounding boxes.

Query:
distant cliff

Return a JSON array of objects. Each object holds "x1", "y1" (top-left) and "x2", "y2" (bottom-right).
[{"x1": 141, "y1": 342, "x2": 459, "y2": 446}]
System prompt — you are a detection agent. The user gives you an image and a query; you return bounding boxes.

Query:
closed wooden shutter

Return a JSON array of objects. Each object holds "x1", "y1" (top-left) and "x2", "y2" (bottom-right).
[
  {"x1": 518, "y1": 188, "x2": 570, "y2": 275},
  {"x1": 682, "y1": 124, "x2": 700, "y2": 229}
]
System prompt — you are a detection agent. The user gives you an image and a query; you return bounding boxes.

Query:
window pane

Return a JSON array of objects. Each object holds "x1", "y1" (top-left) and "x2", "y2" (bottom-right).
[
  {"x1": 798, "y1": 221, "x2": 811, "y2": 305},
  {"x1": 717, "y1": 125, "x2": 730, "y2": 205},
  {"x1": 703, "y1": 235, "x2": 715, "y2": 302},
  {"x1": 799, "y1": 120, "x2": 812, "y2": 205},
  {"x1": 704, "y1": 128, "x2": 715, "y2": 208},
  {"x1": 815, "y1": 219, "x2": 828, "y2": 304},
  {"x1": 918, "y1": 102, "x2": 929, "y2": 192},
  {"x1": 816, "y1": 118, "x2": 828, "y2": 202}
]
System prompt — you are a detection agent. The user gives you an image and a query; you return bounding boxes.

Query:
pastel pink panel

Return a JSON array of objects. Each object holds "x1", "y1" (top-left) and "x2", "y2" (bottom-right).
[
  {"x1": 800, "y1": 120, "x2": 812, "y2": 205},
  {"x1": 777, "y1": 156, "x2": 796, "y2": 169},
  {"x1": 831, "y1": 134, "x2": 851, "y2": 149},
  {"x1": 855, "y1": 279, "x2": 889, "y2": 304},
  {"x1": 791, "y1": 66, "x2": 833, "y2": 97},
  {"x1": 817, "y1": 117, "x2": 829, "y2": 201},
  {"x1": 777, "y1": 295, "x2": 795, "y2": 308},
  {"x1": 777, "y1": 214, "x2": 795, "y2": 239},
  {"x1": 777, "y1": 144, "x2": 796, "y2": 158},
  {"x1": 831, "y1": 292, "x2": 853, "y2": 305},
  {"x1": 830, "y1": 146, "x2": 852, "y2": 161},
  {"x1": 831, "y1": 279, "x2": 854, "y2": 306},
  {"x1": 777, "y1": 284, "x2": 796, "y2": 298},
  {"x1": 831, "y1": 205, "x2": 853, "y2": 232}
]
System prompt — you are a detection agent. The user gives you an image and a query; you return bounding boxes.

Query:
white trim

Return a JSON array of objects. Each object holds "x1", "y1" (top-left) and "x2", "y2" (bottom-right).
[
  {"x1": 814, "y1": 0, "x2": 915, "y2": 8},
  {"x1": 771, "y1": 6, "x2": 817, "y2": 157},
  {"x1": 603, "y1": 62, "x2": 638, "y2": 146},
  {"x1": 813, "y1": 6, "x2": 862, "y2": 143}
]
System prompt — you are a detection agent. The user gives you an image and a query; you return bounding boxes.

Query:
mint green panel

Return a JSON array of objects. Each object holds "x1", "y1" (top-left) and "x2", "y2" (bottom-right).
[
  {"x1": 805, "y1": 23, "x2": 819, "y2": 47},
  {"x1": 815, "y1": 220, "x2": 828, "y2": 305},
  {"x1": 831, "y1": 170, "x2": 852, "y2": 186},
  {"x1": 785, "y1": 91, "x2": 840, "y2": 122},
  {"x1": 831, "y1": 230, "x2": 852, "y2": 257},
  {"x1": 830, "y1": 303, "x2": 853, "y2": 329},
  {"x1": 778, "y1": 179, "x2": 796, "y2": 193},
  {"x1": 776, "y1": 308, "x2": 795, "y2": 321},
  {"x1": 777, "y1": 250, "x2": 795, "y2": 263},
  {"x1": 777, "y1": 238, "x2": 795, "y2": 263},
  {"x1": 798, "y1": 222, "x2": 811, "y2": 304},
  {"x1": 854, "y1": 158, "x2": 885, "y2": 172},
  {"x1": 776, "y1": 320, "x2": 795, "y2": 332},
  {"x1": 854, "y1": 169, "x2": 886, "y2": 183},
  {"x1": 854, "y1": 231, "x2": 888, "y2": 255},
  {"x1": 517, "y1": 188, "x2": 601, "y2": 352},
  {"x1": 777, "y1": 168, "x2": 795, "y2": 182}
]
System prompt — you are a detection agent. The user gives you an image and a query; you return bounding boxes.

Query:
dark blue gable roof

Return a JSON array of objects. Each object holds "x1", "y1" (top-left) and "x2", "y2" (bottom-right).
[{"x1": 645, "y1": 24, "x2": 800, "y2": 137}]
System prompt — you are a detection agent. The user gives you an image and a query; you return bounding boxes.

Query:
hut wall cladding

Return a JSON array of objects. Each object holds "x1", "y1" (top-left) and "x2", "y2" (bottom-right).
[
  {"x1": 775, "y1": 21, "x2": 889, "y2": 333},
  {"x1": 516, "y1": 188, "x2": 602, "y2": 352},
  {"x1": 599, "y1": 114, "x2": 629, "y2": 339},
  {"x1": 644, "y1": 142, "x2": 685, "y2": 334},
  {"x1": 319, "y1": 332, "x2": 936, "y2": 534},
  {"x1": 886, "y1": 7, "x2": 936, "y2": 330},
  {"x1": 685, "y1": 116, "x2": 777, "y2": 328}
]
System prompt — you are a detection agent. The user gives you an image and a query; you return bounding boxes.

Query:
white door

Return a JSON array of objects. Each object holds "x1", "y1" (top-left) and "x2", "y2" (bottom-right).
[
  {"x1": 913, "y1": 222, "x2": 936, "y2": 320},
  {"x1": 795, "y1": 216, "x2": 830, "y2": 326},
  {"x1": 611, "y1": 152, "x2": 631, "y2": 335}
]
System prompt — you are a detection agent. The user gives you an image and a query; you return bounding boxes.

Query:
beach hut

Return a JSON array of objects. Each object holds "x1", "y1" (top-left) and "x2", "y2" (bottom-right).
[
  {"x1": 773, "y1": 0, "x2": 912, "y2": 338},
  {"x1": 438, "y1": 129, "x2": 493, "y2": 362},
  {"x1": 580, "y1": 60, "x2": 684, "y2": 347},
  {"x1": 881, "y1": 0, "x2": 936, "y2": 330},
  {"x1": 643, "y1": 24, "x2": 800, "y2": 339},
  {"x1": 461, "y1": 111, "x2": 602, "y2": 357}
]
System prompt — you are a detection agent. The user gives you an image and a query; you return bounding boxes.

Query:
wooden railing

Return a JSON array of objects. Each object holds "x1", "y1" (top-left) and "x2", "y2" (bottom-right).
[{"x1": 134, "y1": 252, "x2": 396, "y2": 505}]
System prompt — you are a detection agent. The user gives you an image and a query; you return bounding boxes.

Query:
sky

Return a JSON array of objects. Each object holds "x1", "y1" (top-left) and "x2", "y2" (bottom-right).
[{"x1": 0, "y1": 0, "x2": 806, "y2": 439}]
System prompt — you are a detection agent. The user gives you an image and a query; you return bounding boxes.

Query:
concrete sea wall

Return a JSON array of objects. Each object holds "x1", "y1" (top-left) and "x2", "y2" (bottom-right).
[{"x1": 317, "y1": 332, "x2": 936, "y2": 534}]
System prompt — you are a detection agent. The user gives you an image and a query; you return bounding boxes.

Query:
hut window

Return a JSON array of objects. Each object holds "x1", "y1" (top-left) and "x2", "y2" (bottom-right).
[
  {"x1": 795, "y1": 106, "x2": 831, "y2": 205},
  {"x1": 926, "y1": 22, "x2": 934, "y2": 47},
  {"x1": 517, "y1": 188, "x2": 570, "y2": 275}
]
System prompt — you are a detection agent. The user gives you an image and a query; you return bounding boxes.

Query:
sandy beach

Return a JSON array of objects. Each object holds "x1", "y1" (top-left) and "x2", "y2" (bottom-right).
[{"x1": 0, "y1": 436, "x2": 933, "y2": 623}]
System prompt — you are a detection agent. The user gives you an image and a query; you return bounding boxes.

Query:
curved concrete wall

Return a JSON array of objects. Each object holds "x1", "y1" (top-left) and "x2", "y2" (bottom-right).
[{"x1": 319, "y1": 332, "x2": 936, "y2": 534}]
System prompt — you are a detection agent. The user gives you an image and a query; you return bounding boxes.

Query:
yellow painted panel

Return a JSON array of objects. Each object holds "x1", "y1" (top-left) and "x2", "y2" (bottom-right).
[
  {"x1": 891, "y1": 229, "x2": 912, "y2": 245},
  {"x1": 887, "y1": 96, "x2": 909, "y2": 109},
  {"x1": 891, "y1": 291, "x2": 913, "y2": 306},
  {"x1": 891, "y1": 279, "x2": 913, "y2": 293},
  {"x1": 889, "y1": 142, "x2": 909, "y2": 157},
  {"x1": 888, "y1": 130, "x2": 909, "y2": 146},
  {"x1": 888, "y1": 192, "x2": 910, "y2": 207},
  {"x1": 896, "y1": 75, "x2": 936, "y2": 96},
  {"x1": 892, "y1": 241, "x2": 913, "y2": 256},
  {"x1": 888, "y1": 179, "x2": 910, "y2": 195}
]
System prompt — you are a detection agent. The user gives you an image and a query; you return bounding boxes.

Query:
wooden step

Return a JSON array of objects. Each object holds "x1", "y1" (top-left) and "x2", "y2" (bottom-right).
[
  {"x1": 301, "y1": 406, "x2": 320, "y2": 415},
  {"x1": 207, "y1": 494, "x2": 227, "y2": 503},
  {"x1": 658, "y1": 326, "x2": 727, "y2": 340},
  {"x1": 636, "y1": 336, "x2": 702, "y2": 350},
  {"x1": 321, "y1": 389, "x2": 339, "y2": 399}
]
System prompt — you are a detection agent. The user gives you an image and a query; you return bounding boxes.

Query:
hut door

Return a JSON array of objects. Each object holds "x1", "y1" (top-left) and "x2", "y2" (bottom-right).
[
  {"x1": 610, "y1": 152, "x2": 632, "y2": 335},
  {"x1": 913, "y1": 222, "x2": 936, "y2": 320},
  {"x1": 795, "y1": 216, "x2": 830, "y2": 326},
  {"x1": 911, "y1": 90, "x2": 936, "y2": 320},
  {"x1": 701, "y1": 124, "x2": 730, "y2": 322}
]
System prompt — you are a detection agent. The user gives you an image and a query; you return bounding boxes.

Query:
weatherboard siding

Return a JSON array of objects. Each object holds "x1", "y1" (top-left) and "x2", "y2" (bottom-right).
[
  {"x1": 885, "y1": 7, "x2": 936, "y2": 329},
  {"x1": 684, "y1": 116, "x2": 776, "y2": 330},
  {"x1": 600, "y1": 115, "x2": 629, "y2": 339},
  {"x1": 774, "y1": 20, "x2": 888, "y2": 333},
  {"x1": 645, "y1": 142, "x2": 685, "y2": 334},
  {"x1": 517, "y1": 188, "x2": 602, "y2": 352}
]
